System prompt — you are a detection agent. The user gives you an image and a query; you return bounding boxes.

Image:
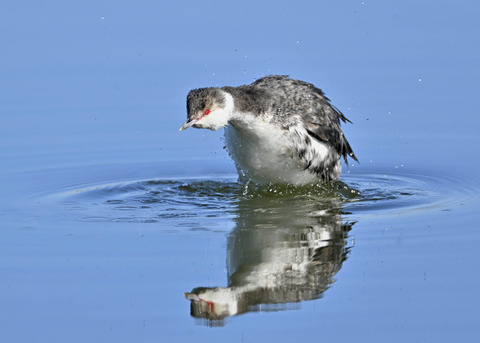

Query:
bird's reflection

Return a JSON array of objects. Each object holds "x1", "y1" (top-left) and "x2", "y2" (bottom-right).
[{"x1": 184, "y1": 192, "x2": 354, "y2": 326}]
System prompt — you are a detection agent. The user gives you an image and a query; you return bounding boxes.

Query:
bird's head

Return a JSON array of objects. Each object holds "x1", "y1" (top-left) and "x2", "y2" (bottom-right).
[{"x1": 180, "y1": 88, "x2": 234, "y2": 131}]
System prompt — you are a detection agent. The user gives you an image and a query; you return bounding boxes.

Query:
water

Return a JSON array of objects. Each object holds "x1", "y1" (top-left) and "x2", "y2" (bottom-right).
[{"x1": 2, "y1": 1, "x2": 480, "y2": 342}]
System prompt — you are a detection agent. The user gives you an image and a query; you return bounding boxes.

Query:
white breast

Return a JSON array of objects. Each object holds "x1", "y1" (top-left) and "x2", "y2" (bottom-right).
[{"x1": 224, "y1": 117, "x2": 335, "y2": 185}]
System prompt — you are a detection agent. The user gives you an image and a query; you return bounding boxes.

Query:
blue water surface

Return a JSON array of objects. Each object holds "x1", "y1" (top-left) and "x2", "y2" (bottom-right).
[{"x1": 1, "y1": 1, "x2": 480, "y2": 342}]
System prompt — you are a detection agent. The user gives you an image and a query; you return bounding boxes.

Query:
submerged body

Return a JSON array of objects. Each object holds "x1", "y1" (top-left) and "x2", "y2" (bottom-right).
[{"x1": 180, "y1": 75, "x2": 357, "y2": 185}]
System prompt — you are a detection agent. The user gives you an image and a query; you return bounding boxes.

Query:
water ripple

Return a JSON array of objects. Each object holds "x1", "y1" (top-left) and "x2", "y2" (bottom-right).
[{"x1": 42, "y1": 169, "x2": 474, "y2": 224}]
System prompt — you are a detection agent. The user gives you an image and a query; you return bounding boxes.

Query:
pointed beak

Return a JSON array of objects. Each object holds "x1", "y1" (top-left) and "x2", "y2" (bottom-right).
[
  {"x1": 183, "y1": 292, "x2": 201, "y2": 301},
  {"x1": 179, "y1": 119, "x2": 196, "y2": 131}
]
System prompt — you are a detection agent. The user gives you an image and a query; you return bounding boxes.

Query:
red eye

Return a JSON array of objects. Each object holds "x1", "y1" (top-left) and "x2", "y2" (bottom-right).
[{"x1": 204, "y1": 109, "x2": 210, "y2": 115}]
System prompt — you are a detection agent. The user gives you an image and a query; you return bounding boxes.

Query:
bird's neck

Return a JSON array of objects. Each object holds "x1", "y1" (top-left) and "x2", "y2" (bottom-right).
[
  {"x1": 220, "y1": 89, "x2": 259, "y2": 130},
  {"x1": 221, "y1": 90, "x2": 236, "y2": 120}
]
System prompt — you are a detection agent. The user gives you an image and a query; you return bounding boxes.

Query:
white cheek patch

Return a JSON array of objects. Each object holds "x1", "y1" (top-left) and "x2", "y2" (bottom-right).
[
  {"x1": 196, "y1": 91, "x2": 235, "y2": 131},
  {"x1": 201, "y1": 112, "x2": 227, "y2": 130}
]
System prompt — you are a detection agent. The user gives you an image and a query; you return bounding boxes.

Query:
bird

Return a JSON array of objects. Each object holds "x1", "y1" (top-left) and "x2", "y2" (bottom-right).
[{"x1": 179, "y1": 75, "x2": 357, "y2": 185}]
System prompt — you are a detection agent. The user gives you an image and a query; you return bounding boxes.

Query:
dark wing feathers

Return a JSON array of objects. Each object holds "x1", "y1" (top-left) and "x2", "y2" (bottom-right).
[{"x1": 305, "y1": 102, "x2": 358, "y2": 163}]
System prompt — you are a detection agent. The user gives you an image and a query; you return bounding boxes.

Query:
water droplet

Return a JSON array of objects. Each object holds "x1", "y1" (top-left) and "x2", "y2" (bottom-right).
[{"x1": 418, "y1": 77, "x2": 422, "y2": 82}]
